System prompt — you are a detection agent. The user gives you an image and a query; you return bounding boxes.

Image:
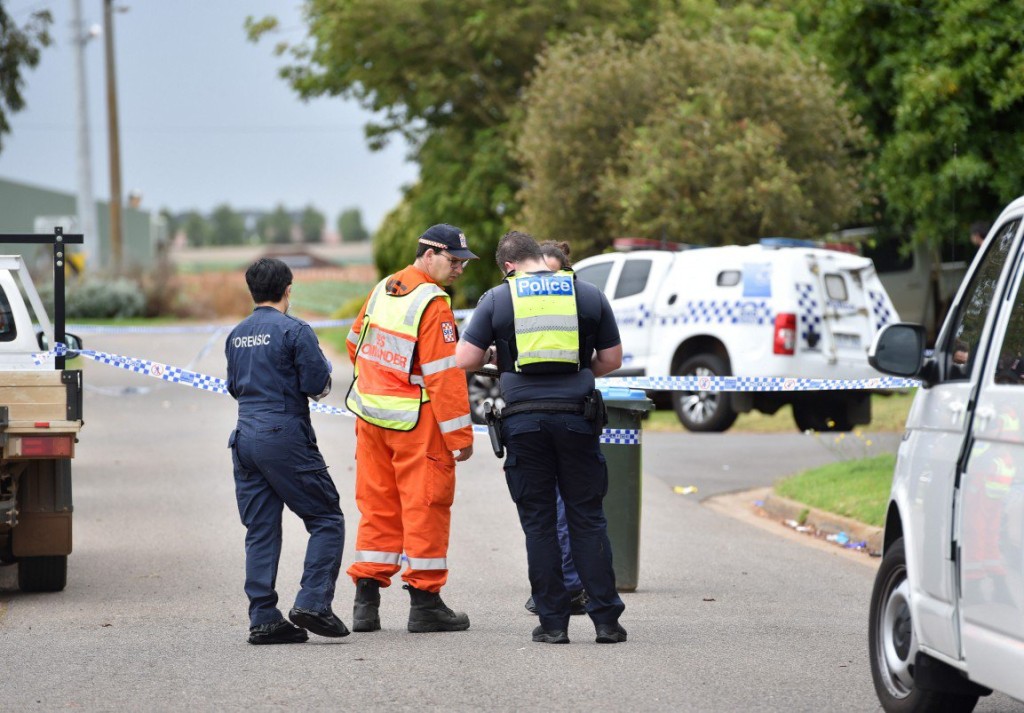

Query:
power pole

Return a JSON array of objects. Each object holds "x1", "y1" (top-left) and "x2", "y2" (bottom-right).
[
  {"x1": 103, "y1": 0, "x2": 123, "y2": 273},
  {"x1": 71, "y1": 0, "x2": 98, "y2": 270}
]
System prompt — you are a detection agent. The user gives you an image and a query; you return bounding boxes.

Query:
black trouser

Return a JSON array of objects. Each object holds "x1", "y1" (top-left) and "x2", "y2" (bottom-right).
[{"x1": 501, "y1": 411, "x2": 625, "y2": 633}]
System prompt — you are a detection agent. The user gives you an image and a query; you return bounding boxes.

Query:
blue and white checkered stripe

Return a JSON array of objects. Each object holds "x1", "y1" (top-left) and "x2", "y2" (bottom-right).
[
  {"x1": 656, "y1": 300, "x2": 772, "y2": 327},
  {"x1": 868, "y1": 290, "x2": 893, "y2": 331},
  {"x1": 795, "y1": 282, "x2": 821, "y2": 348},
  {"x1": 597, "y1": 374, "x2": 920, "y2": 391}
]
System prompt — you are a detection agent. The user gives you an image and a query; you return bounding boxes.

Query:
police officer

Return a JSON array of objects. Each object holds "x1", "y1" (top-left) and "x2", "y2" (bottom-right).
[
  {"x1": 455, "y1": 231, "x2": 627, "y2": 644},
  {"x1": 226, "y1": 258, "x2": 348, "y2": 645}
]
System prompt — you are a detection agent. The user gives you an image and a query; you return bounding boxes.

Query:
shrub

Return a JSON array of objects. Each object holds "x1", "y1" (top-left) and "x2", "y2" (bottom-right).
[{"x1": 40, "y1": 278, "x2": 146, "y2": 319}]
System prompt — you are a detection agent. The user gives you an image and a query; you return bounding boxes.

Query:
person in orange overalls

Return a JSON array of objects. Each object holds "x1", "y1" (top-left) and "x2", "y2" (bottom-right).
[{"x1": 344, "y1": 224, "x2": 477, "y2": 633}]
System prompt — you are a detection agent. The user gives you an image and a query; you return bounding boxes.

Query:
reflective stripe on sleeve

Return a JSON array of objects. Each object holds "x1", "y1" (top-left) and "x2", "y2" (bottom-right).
[
  {"x1": 407, "y1": 556, "x2": 447, "y2": 570},
  {"x1": 421, "y1": 355, "x2": 456, "y2": 375},
  {"x1": 438, "y1": 413, "x2": 472, "y2": 433},
  {"x1": 347, "y1": 329, "x2": 360, "y2": 345},
  {"x1": 355, "y1": 550, "x2": 403, "y2": 565},
  {"x1": 410, "y1": 375, "x2": 425, "y2": 386}
]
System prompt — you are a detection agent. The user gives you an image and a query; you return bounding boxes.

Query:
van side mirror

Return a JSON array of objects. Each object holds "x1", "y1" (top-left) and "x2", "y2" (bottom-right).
[
  {"x1": 869, "y1": 323, "x2": 926, "y2": 378},
  {"x1": 36, "y1": 331, "x2": 84, "y2": 352}
]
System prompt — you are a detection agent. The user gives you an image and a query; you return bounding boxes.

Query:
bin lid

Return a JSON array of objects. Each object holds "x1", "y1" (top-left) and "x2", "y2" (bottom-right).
[{"x1": 598, "y1": 385, "x2": 654, "y2": 410}]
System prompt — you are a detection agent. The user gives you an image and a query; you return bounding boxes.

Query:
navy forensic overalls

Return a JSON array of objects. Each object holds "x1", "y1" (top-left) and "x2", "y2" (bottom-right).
[{"x1": 226, "y1": 306, "x2": 345, "y2": 627}]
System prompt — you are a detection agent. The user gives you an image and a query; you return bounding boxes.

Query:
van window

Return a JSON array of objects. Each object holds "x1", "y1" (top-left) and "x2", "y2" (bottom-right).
[
  {"x1": 824, "y1": 274, "x2": 848, "y2": 302},
  {"x1": 614, "y1": 259, "x2": 652, "y2": 299},
  {"x1": 0, "y1": 288, "x2": 16, "y2": 342},
  {"x1": 717, "y1": 270, "x2": 740, "y2": 287},
  {"x1": 943, "y1": 218, "x2": 1019, "y2": 381},
  {"x1": 576, "y1": 262, "x2": 613, "y2": 293},
  {"x1": 993, "y1": 251, "x2": 1024, "y2": 385}
]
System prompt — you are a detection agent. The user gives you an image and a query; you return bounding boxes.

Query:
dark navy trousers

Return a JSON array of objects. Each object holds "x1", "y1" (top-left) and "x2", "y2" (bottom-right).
[
  {"x1": 231, "y1": 415, "x2": 345, "y2": 627},
  {"x1": 502, "y1": 412, "x2": 625, "y2": 632}
]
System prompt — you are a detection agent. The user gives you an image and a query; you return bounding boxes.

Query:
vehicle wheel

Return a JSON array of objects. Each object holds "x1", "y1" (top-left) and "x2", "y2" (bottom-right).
[
  {"x1": 467, "y1": 368, "x2": 503, "y2": 425},
  {"x1": 18, "y1": 555, "x2": 67, "y2": 592},
  {"x1": 672, "y1": 354, "x2": 737, "y2": 432},
  {"x1": 792, "y1": 401, "x2": 854, "y2": 432},
  {"x1": 868, "y1": 538, "x2": 978, "y2": 713}
]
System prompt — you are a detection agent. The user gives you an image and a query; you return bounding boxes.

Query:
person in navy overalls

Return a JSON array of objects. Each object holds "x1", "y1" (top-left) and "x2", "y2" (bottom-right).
[{"x1": 226, "y1": 258, "x2": 348, "y2": 645}]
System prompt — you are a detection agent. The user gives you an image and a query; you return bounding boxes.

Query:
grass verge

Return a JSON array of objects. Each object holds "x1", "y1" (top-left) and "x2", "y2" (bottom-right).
[
  {"x1": 774, "y1": 453, "x2": 895, "y2": 528},
  {"x1": 643, "y1": 391, "x2": 916, "y2": 434}
]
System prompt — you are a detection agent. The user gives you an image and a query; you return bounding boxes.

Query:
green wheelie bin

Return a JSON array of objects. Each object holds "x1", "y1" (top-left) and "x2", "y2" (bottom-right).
[{"x1": 598, "y1": 386, "x2": 653, "y2": 592}]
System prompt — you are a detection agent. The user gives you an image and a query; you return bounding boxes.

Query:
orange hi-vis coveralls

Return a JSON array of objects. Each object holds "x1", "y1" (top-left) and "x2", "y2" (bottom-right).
[{"x1": 345, "y1": 265, "x2": 474, "y2": 593}]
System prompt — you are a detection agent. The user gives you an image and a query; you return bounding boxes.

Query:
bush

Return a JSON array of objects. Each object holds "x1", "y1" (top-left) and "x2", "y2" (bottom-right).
[{"x1": 58, "y1": 278, "x2": 146, "y2": 319}]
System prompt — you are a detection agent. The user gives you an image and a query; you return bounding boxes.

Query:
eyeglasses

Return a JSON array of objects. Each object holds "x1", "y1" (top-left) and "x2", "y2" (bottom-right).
[{"x1": 440, "y1": 252, "x2": 470, "y2": 269}]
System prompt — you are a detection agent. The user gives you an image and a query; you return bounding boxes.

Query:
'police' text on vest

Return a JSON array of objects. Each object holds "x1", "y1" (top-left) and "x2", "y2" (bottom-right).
[{"x1": 515, "y1": 275, "x2": 574, "y2": 297}]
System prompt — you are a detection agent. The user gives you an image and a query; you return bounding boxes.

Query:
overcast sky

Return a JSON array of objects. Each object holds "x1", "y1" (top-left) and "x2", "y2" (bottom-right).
[{"x1": 0, "y1": 1, "x2": 418, "y2": 231}]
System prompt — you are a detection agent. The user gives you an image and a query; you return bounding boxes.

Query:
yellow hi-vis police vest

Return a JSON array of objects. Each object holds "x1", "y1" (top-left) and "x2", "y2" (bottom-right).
[
  {"x1": 507, "y1": 270, "x2": 580, "y2": 373},
  {"x1": 346, "y1": 278, "x2": 448, "y2": 430}
]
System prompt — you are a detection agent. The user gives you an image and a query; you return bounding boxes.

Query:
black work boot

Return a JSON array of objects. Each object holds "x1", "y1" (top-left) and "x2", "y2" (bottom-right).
[
  {"x1": 404, "y1": 584, "x2": 470, "y2": 633},
  {"x1": 353, "y1": 578, "x2": 382, "y2": 632}
]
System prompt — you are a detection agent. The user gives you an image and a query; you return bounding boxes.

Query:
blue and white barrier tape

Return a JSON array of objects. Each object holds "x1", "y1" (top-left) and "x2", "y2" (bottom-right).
[
  {"x1": 596, "y1": 374, "x2": 920, "y2": 391},
  {"x1": 65, "y1": 309, "x2": 475, "y2": 336},
  {"x1": 34, "y1": 344, "x2": 641, "y2": 444}
]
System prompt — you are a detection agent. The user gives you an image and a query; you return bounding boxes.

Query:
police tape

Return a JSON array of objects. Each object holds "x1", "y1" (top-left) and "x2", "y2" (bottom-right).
[
  {"x1": 65, "y1": 309, "x2": 476, "y2": 336},
  {"x1": 595, "y1": 374, "x2": 921, "y2": 391},
  {"x1": 34, "y1": 344, "x2": 643, "y2": 446}
]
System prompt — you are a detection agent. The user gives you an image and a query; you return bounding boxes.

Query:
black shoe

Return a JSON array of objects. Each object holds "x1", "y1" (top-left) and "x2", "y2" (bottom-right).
[
  {"x1": 288, "y1": 607, "x2": 350, "y2": 638},
  {"x1": 524, "y1": 596, "x2": 538, "y2": 614},
  {"x1": 248, "y1": 619, "x2": 308, "y2": 645},
  {"x1": 532, "y1": 625, "x2": 570, "y2": 644},
  {"x1": 595, "y1": 622, "x2": 627, "y2": 644},
  {"x1": 569, "y1": 589, "x2": 589, "y2": 615}
]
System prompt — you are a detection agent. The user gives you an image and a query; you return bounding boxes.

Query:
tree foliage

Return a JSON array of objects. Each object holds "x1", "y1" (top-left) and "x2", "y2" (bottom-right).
[
  {"x1": 337, "y1": 208, "x2": 369, "y2": 242},
  {"x1": 0, "y1": 6, "x2": 51, "y2": 152},
  {"x1": 210, "y1": 204, "x2": 246, "y2": 246},
  {"x1": 300, "y1": 205, "x2": 325, "y2": 243},
  {"x1": 247, "y1": 0, "x2": 675, "y2": 303},
  {"x1": 517, "y1": 21, "x2": 868, "y2": 252},
  {"x1": 258, "y1": 205, "x2": 294, "y2": 245},
  {"x1": 182, "y1": 211, "x2": 213, "y2": 248},
  {"x1": 801, "y1": 0, "x2": 1024, "y2": 244}
]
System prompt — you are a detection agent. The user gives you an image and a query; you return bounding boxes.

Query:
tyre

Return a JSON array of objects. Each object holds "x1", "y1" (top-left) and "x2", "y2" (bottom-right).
[
  {"x1": 467, "y1": 367, "x2": 503, "y2": 425},
  {"x1": 18, "y1": 555, "x2": 67, "y2": 592},
  {"x1": 868, "y1": 538, "x2": 978, "y2": 713},
  {"x1": 672, "y1": 353, "x2": 737, "y2": 432},
  {"x1": 792, "y1": 401, "x2": 854, "y2": 432}
]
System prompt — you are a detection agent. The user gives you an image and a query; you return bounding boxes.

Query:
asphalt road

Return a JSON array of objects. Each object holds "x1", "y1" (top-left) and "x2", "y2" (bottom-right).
[{"x1": 1, "y1": 329, "x2": 1020, "y2": 711}]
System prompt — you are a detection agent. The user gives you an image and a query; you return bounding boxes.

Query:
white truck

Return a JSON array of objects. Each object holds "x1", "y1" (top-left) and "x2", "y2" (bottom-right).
[
  {"x1": 867, "y1": 200, "x2": 1024, "y2": 711},
  {"x1": 572, "y1": 239, "x2": 899, "y2": 432},
  {"x1": 0, "y1": 230, "x2": 84, "y2": 592}
]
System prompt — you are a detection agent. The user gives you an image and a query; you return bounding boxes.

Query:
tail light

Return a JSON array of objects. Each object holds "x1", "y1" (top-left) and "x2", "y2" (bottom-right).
[
  {"x1": 5, "y1": 434, "x2": 75, "y2": 458},
  {"x1": 773, "y1": 313, "x2": 796, "y2": 355}
]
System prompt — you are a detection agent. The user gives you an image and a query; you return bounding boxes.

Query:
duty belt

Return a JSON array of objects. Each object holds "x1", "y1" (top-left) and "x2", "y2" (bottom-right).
[{"x1": 499, "y1": 400, "x2": 586, "y2": 417}]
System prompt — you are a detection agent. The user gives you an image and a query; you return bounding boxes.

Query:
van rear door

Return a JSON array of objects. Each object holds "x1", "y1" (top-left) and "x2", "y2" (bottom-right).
[{"x1": 807, "y1": 252, "x2": 894, "y2": 366}]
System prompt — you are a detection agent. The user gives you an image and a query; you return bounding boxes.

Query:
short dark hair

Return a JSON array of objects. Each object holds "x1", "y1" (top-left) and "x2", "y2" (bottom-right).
[
  {"x1": 539, "y1": 240, "x2": 572, "y2": 269},
  {"x1": 245, "y1": 258, "x2": 292, "y2": 303},
  {"x1": 495, "y1": 230, "x2": 542, "y2": 271},
  {"x1": 970, "y1": 221, "x2": 992, "y2": 237}
]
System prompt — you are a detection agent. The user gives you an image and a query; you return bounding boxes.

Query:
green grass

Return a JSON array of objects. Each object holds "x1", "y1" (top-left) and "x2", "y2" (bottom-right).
[
  {"x1": 774, "y1": 453, "x2": 896, "y2": 527},
  {"x1": 643, "y1": 390, "x2": 916, "y2": 434},
  {"x1": 290, "y1": 280, "x2": 373, "y2": 315}
]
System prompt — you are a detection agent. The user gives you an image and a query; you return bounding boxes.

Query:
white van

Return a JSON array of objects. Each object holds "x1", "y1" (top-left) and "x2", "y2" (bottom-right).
[
  {"x1": 573, "y1": 240, "x2": 898, "y2": 432},
  {"x1": 867, "y1": 199, "x2": 1024, "y2": 711}
]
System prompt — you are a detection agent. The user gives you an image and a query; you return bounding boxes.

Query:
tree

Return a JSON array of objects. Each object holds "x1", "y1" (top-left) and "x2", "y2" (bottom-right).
[
  {"x1": 800, "y1": 0, "x2": 1024, "y2": 246},
  {"x1": 516, "y1": 21, "x2": 868, "y2": 253},
  {"x1": 257, "y1": 205, "x2": 293, "y2": 245},
  {"x1": 299, "y1": 205, "x2": 325, "y2": 243},
  {"x1": 0, "y1": 6, "x2": 51, "y2": 152},
  {"x1": 209, "y1": 204, "x2": 246, "y2": 246},
  {"x1": 181, "y1": 211, "x2": 213, "y2": 248},
  {"x1": 337, "y1": 208, "x2": 369, "y2": 242},
  {"x1": 246, "y1": 0, "x2": 672, "y2": 303}
]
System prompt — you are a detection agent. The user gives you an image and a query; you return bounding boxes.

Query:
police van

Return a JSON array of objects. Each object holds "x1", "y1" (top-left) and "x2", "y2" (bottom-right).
[
  {"x1": 572, "y1": 239, "x2": 898, "y2": 432},
  {"x1": 866, "y1": 199, "x2": 1024, "y2": 711}
]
